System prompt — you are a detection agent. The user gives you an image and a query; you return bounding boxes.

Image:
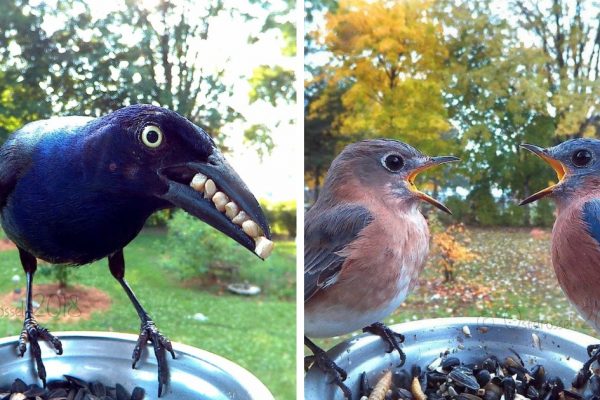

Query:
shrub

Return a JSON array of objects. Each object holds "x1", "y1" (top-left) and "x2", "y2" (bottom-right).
[
  {"x1": 532, "y1": 201, "x2": 554, "y2": 227},
  {"x1": 261, "y1": 200, "x2": 296, "y2": 238},
  {"x1": 437, "y1": 196, "x2": 470, "y2": 225},
  {"x1": 162, "y1": 211, "x2": 249, "y2": 279},
  {"x1": 145, "y1": 209, "x2": 172, "y2": 227},
  {"x1": 500, "y1": 203, "x2": 527, "y2": 227},
  {"x1": 38, "y1": 263, "x2": 72, "y2": 289},
  {"x1": 431, "y1": 223, "x2": 478, "y2": 282},
  {"x1": 468, "y1": 185, "x2": 501, "y2": 226}
]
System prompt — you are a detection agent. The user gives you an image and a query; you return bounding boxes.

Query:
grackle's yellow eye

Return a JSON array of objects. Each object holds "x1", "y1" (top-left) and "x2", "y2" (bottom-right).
[{"x1": 141, "y1": 125, "x2": 163, "y2": 148}]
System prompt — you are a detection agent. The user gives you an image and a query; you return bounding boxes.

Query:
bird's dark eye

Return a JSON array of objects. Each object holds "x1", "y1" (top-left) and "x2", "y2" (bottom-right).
[
  {"x1": 572, "y1": 149, "x2": 592, "y2": 167},
  {"x1": 141, "y1": 125, "x2": 163, "y2": 148},
  {"x1": 383, "y1": 154, "x2": 404, "y2": 172}
]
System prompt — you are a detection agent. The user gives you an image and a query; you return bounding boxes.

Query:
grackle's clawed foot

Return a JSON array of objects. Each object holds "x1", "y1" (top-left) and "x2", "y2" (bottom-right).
[
  {"x1": 305, "y1": 351, "x2": 352, "y2": 400},
  {"x1": 132, "y1": 320, "x2": 176, "y2": 397},
  {"x1": 17, "y1": 317, "x2": 63, "y2": 387},
  {"x1": 363, "y1": 321, "x2": 406, "y2": 366}
]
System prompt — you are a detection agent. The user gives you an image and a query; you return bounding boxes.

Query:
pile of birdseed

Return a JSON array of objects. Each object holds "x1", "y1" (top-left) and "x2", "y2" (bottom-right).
[
  {"x1": 0, "y1": 376, "x2": 145, "y2": 400},
  {"x1": 359, "y1": 351, "x2": 599, "y2": 400}
]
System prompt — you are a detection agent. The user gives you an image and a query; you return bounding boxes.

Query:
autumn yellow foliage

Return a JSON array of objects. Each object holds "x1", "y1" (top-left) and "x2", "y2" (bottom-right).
[
  {"x1": 318, "y1": 0, "x2": 450, "y2": 154},
  {"x1": 432, "y1": 223, "x2": 478, "y2": 282}
]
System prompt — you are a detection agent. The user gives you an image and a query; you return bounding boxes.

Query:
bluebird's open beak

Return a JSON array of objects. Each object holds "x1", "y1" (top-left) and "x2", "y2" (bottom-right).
[
  {"x1": 406, "y1": 155, "x2": 460, "y2": 214},
  {"x1": 519, "y1": 144, "x2": 568, "y2": 206},
  {"x1": 158, "y1": 151, "x2": 272, "y2": 258}
]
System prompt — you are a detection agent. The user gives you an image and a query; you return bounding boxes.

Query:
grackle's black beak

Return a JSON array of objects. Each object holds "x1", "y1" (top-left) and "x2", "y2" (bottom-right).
[{"x1": 158, "y1": 151, "x2": 271, "y2": 257}]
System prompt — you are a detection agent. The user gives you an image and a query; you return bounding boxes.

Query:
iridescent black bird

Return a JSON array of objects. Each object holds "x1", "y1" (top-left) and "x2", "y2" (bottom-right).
[{"x1": 0, "y1": 104, "x2": 271, "y2": 396}]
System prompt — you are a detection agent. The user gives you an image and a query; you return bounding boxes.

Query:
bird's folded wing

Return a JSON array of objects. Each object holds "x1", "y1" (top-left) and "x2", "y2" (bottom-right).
[
  {"x1": 582, "y1": 198, "x2": 600, "y2": 246},
  {"x1": 0, "y1": 138, "x2": 33, "y2": 208},
  {"x1": 304, "y1": 204, "x2": 373, "y2": 301}
]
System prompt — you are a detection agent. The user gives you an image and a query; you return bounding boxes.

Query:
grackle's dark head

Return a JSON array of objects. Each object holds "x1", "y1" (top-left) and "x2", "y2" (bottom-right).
[{"x1": 87, "y1": 104, "x2": 272, "y2": 257}]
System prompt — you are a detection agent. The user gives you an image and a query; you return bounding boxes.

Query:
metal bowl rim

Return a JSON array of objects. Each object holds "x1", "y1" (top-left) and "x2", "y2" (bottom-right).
[
  {"x1": 307, "y1": 317, "x2": 600, "y2": 400},
  {"x1": 0, "y1": 330, "x2": 274, "y2": 399},
  {"x1": 325, "y1": 316, "x2": 599, "y2": 357}
]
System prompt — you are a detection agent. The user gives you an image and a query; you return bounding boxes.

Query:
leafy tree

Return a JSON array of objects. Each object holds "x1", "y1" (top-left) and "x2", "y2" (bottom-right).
[
  {"x1": 304, "y1": 79, "x2": 348, "y2": 203},
  {"x1": 114, "y1": 0, "x2": 240, "y2": 136},
  {"x1": 0, "y1": 0, "x2": 290, "y2": 147},
  {"x1": 249, "y1": 0, "x2": 296, "y2": 107},
  {"x1": 431, "y1": 223, "x2": 478, "y2": 282},
  {"x1": 305, "y1": 0, "x2": 459, "y2": 200},
  {"x1": 163, "y1": 211, "x2": 248, "y2": 279},
  {"x1": 306, "y1": 0, "x2": 599, "y2": 226},
  {"x1": 0, "y1": 1, "x2": 54, "y2": 140},
  {"x1": 321, "y1": 0, "x2": 451, "y2": 154},
  {"x1": 437, "y1": 0, "x2": 598, "y2": 225},
  {"x1": 513, "y1": 0, "x2": 600, "y2": 137}
]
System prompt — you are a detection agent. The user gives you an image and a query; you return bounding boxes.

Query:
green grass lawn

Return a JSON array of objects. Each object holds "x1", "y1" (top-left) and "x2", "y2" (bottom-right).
[
  {"x1": 0, "y1": 230, "x2": 296, "y2": 399},
  {"x1": 313, "y1": 227, "x2": 597, "y2": 350}
]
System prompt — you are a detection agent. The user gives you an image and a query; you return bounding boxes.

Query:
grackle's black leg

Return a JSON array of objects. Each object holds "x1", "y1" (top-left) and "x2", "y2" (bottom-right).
[
  {"x1": 108, "y1": 250, "x2": 175, "y2": 398},
  {"x1": 363, "y1": 321, "x2": 406, "y2": 366},
  {"x1": 305, "y1": 336, "x2": 352, "y2": 399},
  {"x1": 16, "y1": 248, "x2": 63, "y2": 387}
]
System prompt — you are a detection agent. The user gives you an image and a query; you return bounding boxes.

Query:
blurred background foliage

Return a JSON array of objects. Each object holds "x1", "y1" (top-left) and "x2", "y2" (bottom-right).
[
  {"x1": 163, "y1": 211, "x2": 296, "y2": 300},
  {"x1": 0, "y1": 0, "x2": 295, "y2": 149},
  {"x1": 305, "y1": 0, "x2": 600, "y2": 227}
]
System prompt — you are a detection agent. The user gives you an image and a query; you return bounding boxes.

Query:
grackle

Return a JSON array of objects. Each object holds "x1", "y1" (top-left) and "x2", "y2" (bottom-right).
[
  {"x1": 304, "y1": 139, "x2": 458, "y2": 398},
  {"x1": 0, "y1": 104, "x2": 272, "y2": 396}
]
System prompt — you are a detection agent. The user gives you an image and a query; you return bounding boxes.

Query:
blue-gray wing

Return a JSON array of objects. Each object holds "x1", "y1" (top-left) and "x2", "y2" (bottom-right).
[
  {"x1": 582, "y1": 199, "x2": 600, "y2": 246},
  {"x1": 304, "y1": 204, "x2": 373, "y2": 302}
]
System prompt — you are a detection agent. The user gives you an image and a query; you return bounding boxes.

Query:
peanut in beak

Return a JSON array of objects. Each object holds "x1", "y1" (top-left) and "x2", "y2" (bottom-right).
[{"x1": 188, "y1": 172, "x2": 274, "y2": 259}]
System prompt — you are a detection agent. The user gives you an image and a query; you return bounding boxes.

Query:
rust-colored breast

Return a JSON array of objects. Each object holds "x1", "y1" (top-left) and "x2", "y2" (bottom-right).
[
  {"x1": 307, "y1": 204, "x2": 430, "y2": 314},
  {"x1": 552, "y1": 200, "x2": 600, "y2": 332}
]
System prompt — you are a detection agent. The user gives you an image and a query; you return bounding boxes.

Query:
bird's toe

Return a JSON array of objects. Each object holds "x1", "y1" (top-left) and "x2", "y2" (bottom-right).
[
  {"x1": 588, "y1": 344, "x2": 600, "y2": 358},
  {"x1": 131, "y1": 320, "x2": 173, "y2": 397},
  {"x1": 17, "y1": 330, "x2": 28, "y2": 357},
  {"x1": 38, "y1": 326, "x2": 63, "y2": 354},
  {"x1": 363, "y1": 322, "x2": 407, "y2": 366}
]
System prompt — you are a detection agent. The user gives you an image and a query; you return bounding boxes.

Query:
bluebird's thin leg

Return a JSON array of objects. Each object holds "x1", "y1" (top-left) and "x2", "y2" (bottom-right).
[
  {"x1": 109, "y1": 251, "x2": 175, "y2": 398},
  {"x1": 363, "y1": 322, "x2": 406, "y2": 366},
  {"x1": 572, "y1": 344, "x2": 600, "y2": 389},
  {"x1": 16, "y1": 248, "x2": 63, "y2": 387},
  {"x1": 304, "y1": 336, "x2": 352, "y2": 399}
]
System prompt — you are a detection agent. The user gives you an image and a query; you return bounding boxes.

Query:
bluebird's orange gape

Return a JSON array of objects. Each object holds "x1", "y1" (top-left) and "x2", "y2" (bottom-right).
[
  {"x1": 304, "y1": 139, "x2": 459, "y2": 399},
  {"x1": 520, "y1": 139, "x2": 600, "y2": 389}
]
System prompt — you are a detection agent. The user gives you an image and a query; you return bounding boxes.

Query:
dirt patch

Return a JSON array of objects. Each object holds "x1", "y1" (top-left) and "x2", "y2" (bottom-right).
[
  {"x1": 0, "y1": 239, "x2": 16, "y2": 252},
  {"x1": 181, "y1": 276, "x2": 229, "y2": 295},
  {"x1": 0, "y1": 283, "x2": 111, "y2": 323}
]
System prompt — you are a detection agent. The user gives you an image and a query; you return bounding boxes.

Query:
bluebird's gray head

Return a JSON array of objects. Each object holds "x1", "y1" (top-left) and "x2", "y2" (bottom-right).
[
  {"x1": 324, "y1": 139, "x2": 459, "y2": 213},
  {"x1": 520, "y1": 139, "x2": 600, "y2": 205}
]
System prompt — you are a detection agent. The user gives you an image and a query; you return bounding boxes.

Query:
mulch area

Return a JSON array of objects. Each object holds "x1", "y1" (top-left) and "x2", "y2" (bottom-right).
[
  {"x1": 0, "y1": 283, "x2": 111, "y2": 323},
  {"x1": 0, "y1": 239, "x2": 16, "y2": 252}
]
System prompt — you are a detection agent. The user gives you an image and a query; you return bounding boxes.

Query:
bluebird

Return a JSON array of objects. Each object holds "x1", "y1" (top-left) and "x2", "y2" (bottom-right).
[
  {"x1": 520, "y1": 139, "x2": 600, "y2": 384},
  {"x1": 304, "y1": 139, "x2": 459, "y2": 398},
  {"x1": 0, "y1": 104, "x2": 272, "y2": 395}
]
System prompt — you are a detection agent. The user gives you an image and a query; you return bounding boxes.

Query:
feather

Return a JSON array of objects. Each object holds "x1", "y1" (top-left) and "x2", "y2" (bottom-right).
[
  {"x1": 582, "y1": 199, "x2": 600, "y2": 246},
  {"x1": 304, "y1": 204, "x2": 373, "y2": 301}
]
